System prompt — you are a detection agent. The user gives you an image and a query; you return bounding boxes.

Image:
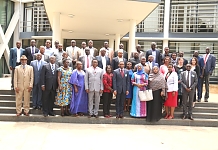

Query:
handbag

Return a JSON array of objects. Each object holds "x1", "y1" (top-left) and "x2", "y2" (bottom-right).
[{"x1": 138, "y1": 89, "x2": 153, "y2": 101}]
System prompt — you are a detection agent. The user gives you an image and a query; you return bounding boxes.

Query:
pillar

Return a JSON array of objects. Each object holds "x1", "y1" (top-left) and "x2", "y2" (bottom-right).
[
  {"x1": 163, "y1": 39, "x2": 168, "y2": 54},
  {"x1": 52, "y1": 12, "x2": 61, "y2": 47},
  {"x1": 128, "y1": 20, "x2": 136, "y2": 58},
  {"x1": 163, "y1": 0, "x2": 170, "y2": 39},
  {"x1": 135, "y1": 39, "x2": 138, "y2": 46},
  {"x1": 115, "y1": 34, "x2": 120, "y2": 51},
  {"x1": 109, "y1": 38, "x2": 114, "y2": 51}
]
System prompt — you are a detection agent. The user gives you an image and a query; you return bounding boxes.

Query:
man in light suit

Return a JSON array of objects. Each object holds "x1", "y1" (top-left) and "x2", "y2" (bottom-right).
[
  {"x1": 33, "y1": 46, "x2": 49, "y2": 63},
  {"x1": 24, "y1": 40, "x2": 39, "y2": 65},
  {"x1": 79, "y1": 48, "x2": 95, "y2": 71},
  {"x1": 41, "y1": 56, "x2": 58, "y2": 117},
  {"x1": 96, "y1": 48, "x2": 110, "y2": 71},
  {"x1": 85, "y1": 59, "x2": 104, "y2": 118},
  {"x1": 98, "y1": 41, "x2": 114, "y2": 62},
  {"x1": 66, "y1": 40, "x2": 80, "y2": 64},
  {"x1": 112, "y1": 49, "x2": 127, "y2": 70},
  {"x1": 146, "y1": 55, "x2": 159, "y2": 71},
  {"x1": 181, "y1": 64, "x2": 198, "y2": 120},
  {"x1": 130, "y1": 44, "x2": 145, "y2": 60},
  {"x1": 145, "y1": 42, "x2": 162, "y2": 66},
  {"x1": 10, "y1": 41, "x2": 25, "y2": 90},
  {"x1": 30, "y1": 53, "x2": 47, "y2": 110},
  {"x1": 199, "y1": 47, "x2": 216, "y2": 102},
  {"x1": 79, "y1": 41, "x2": 87, "y2": 56},
  {"x1": 113, "y1": 61, "x2": 130, "y2": 118},
  {"x1": 57, "y1": 52, "x2": 73, "y2": 67},
  {"x1": 87, "y1": 40, "x2": 98, "y2": 57},
  {"x1": 14, "y1": 55, "x2": 33, "y2": 116},
  {"x1": 114, "y1": 43, "x2": 128, "y2": 60}
]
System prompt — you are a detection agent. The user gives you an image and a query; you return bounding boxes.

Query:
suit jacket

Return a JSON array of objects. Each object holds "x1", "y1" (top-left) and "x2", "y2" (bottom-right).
[
  {"x1": 41, "y1": 63, "x2": 58, "y2": 91},
  {"x1": 129, "y1": 58, "x2": 140, "y2": 69},
  {"x1": 30, "y1": 60, "x2": 47, "y2": 85},
  {"x1": 88, "y1": 47, "x2": 98, "y2": 57},
  {"x1": 113, "y1": 68, "x2": 130, "y2": 94},
  {"x1": 181, "y1": 70, "x2": 198, "y2": 90},
  {"x1": 96, "y1": 56, "x2": 110, "y2": 69},
  {"x1": 165, "y1": 72, "x2": 178, "y2": 92},
  {"x1": 183, "y1": 58, "x2": 188, "y2": 66},
  {"x1": 112, "y1": 57, "x2": 127, "y2": 70},
  {"x1": 85, "y1": 66, "x2": 103, "y2": 91},
  {"x1": 201, "y1": 54, "x2": 216, "y2": 76},
  {"x1": 33, "y1": 53, "x2": 49, "y2": 63},
  {"x1": 78, "y1": 55, "x2": 95, "y2": 71},
  {"x1": 24, "y1": 46, "x2": 39, "y2": 65},
  {"x1": 145, "y1": 49, "x2": 162, "y2": 66},
  {"x1": 57, "y1": 59, "x2": 73, "y2": 68},
  {"x1": 66, "y1": 46, "x2": 80, "y2": 60},
  {"x1": 9, "y1": 48, "x2": 25, "y2": 68},
  {"x1": 114, "y1": 50, "x2": 128, "y2": 60},
  {"x1": 130, "y1": 51, "x2": 145, "y2": 60},
  {"x1": 14, "y1": 65, "x2": 34, "y2": 89}
]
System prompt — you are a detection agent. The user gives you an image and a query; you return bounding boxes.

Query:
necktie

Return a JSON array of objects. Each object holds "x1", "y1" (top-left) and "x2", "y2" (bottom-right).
[
  {"x1": 186, "y1": 71, "x2": 190, "y2": 88},
  {"x1": 23, "y1": 65, "x2": 25, "y2": 69},
  {"x1": 87, "y1": 56, "x2": 89, "y2": 68},
  {"x1": 37, "y1": 61, "x2": 41, "y2": 71},
  {"x1": 204, "y1": 54, "x2": 208, "y2": 64},
  {"x1": 51, "y1": 64, "x2": 55, "y2": 74},
  {"x1": 31, "y1": 46, "x2": 34, "y2": 54},
  {"x1": 121, "y1": 69, "x2": 124, "y2": 78}
]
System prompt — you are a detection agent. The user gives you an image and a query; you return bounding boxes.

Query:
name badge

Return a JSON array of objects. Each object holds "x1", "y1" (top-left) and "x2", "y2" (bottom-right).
[{"x1": 125, "y1": 74, "x2": 127, "y2": 77}]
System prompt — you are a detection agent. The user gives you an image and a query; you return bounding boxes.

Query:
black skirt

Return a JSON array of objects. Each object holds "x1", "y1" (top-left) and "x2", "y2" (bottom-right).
[{"x1": 146, "y1": 89, "x2": 163, "y2": 122}]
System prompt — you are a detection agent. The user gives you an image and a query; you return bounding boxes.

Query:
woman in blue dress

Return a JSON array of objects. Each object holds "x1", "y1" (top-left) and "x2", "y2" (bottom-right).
[
  {"x1": 124, "y1": 61, "x2": 134, "y2": 112},
  {"x1": 69, "y1": 61, "x2": 88, "y2": 116}
]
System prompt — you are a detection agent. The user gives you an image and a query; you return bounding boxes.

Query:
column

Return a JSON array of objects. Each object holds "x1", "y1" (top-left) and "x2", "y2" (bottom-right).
[
  {"x1": 109, "y1": 38, "x2": 114, "y2": 50},
  {"x1": 128, "y1": 20, "x2": 136, "y2": 58},
  {"x1": 52, "y1": 12, "x2": 61, "y2": 47},
  {"x1": 163, "y1": 0, "x2": 171, "y2": 38},
  {"x1": 115, "y1": 34, "x2": 120, "y2": 51},
  {"x1": 135, "y1": 39, "x2": 138, "y2": 46},
  {"x1": 163, "y1": 39, "x2": 168, "y2": 54},
  {"x1": 183, "y1": 6, "x2": 187, "y2": 32}
]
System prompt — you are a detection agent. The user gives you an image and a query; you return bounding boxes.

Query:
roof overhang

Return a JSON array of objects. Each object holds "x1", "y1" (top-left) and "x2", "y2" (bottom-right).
[{"x1": 43, "y1": 0, "x2": 160, "y2": 40}]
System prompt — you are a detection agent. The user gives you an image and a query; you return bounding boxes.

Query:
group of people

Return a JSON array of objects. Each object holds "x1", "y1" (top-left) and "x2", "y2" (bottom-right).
[{"x1": 10, "y1": 40, "x2": 216, "y2": 122}]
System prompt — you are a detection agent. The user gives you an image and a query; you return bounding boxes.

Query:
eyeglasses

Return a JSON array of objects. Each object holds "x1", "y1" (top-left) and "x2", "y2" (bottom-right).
[{"x1": 186, "y1": 66, "x2": 191, "y2": 68}]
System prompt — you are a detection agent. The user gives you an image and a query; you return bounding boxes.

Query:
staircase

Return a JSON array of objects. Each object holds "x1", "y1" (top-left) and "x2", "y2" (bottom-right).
[{"x1": 0, "y1": 90, "x2": 217, "y2": 127}]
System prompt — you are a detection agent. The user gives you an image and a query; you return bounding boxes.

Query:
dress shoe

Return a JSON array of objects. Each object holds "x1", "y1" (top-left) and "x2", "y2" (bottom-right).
[
  {"x1": 37, "y1": 106, "x2": 42, "y2": 110},
  {"x1": 116, "y1": 115, "x2": 119, "y2": 119},
  {"x1": 16, "y1": 113, "x2": 22, "y2": 116},
  {"x1": 88, "y1": 115, "x2": 93, "y2": 118},
  {"x1": 104, "y1": 115, "x2": 110, "y2": 118},
  {"x1": 182, "y1": 115, "x2": 187, "y2": 120},
  {"x1": 197, "y1": 99, "x2": 201, "y2": 102},
  {"x1": 94, "y1": 115, "x2": 99, "y2": 118},
  {"x1": 119, "y1": 115, "x2": 124, "y2": 119},
  {"x1": 188, "y1": 116, "x2": 194, "y2": 120},
  {"x1": 204, "y1": 99, "x2": 208, "y2": 102},
  {"x1": 48, "y1": 113, "x2": 55, "y2": 116},
  {"x1": 43, "y1": 113, "x2": 48, "y2": 117},
  {"x1": 33, "y1": 106, "x2": 37, "y2": 109},
  {"x1": 24, "y1": 112, "x2": 29, "y2": 116}
]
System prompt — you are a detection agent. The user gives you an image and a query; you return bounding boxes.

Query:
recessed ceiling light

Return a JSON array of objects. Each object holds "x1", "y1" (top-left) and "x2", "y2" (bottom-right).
[
  {"x1": 68, "y1": 30, "x2": 73, "y2": 33},
  {"x1": 105, "y1": 34, "x2": 109, "y2": 36},
  {"x1": 68, "y1": 14, "x2": 74, "y2": 18},
  {"x1": 117, "y1": 19, "x2": 123, "y2": 22}
]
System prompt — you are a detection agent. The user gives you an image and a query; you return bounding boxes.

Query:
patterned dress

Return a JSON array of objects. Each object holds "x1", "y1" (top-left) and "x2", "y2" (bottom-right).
[
  {"x1": 130, "y1": 72, "x2": 148, "y2": 117},
  {"x1": 55, "y1": 67, "x2": 73, "y2": 106}
]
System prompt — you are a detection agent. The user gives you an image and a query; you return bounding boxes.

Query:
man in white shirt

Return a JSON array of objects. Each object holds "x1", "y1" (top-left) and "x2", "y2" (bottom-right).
[
  {"x1": 54, "y1": 44, "x2": 64, "y2": 62},
  {"x1": 44, "y1": 40, "x2": 54, "y2": 56},
  {"x1": 66, "y1": 40, "x2": 80, "y2": 61},
  {"x1": 99, "y1": 41, "x2": 114, "y2": 62},
  {"x1": 53, "y1": 40, "x2": 59, "y2": 55},
  {"x1": 78, "y1": 48, "x2": 95, "y2": 71},
  {"x1": 96, "y1": 48, "x2": 110, "y2": 72},
  {"x1": 88, "y1": 40, "x2": 98, "y2": 57},
  {"x1": 79, "y1": 41, "x2": 87, "y2": 56}
]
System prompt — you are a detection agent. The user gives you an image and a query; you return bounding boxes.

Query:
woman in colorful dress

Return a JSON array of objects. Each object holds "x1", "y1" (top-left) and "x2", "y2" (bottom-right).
[
  {"x1": 56, "y1": 58, "x2": 73, "y2": 116},
  {"x1": 124, "y1": 61, "x2": 133, "y2": 112},
  {"x1": 69, "y1": 61, "x2": 88, "y2": 116},
  {"x1": 175, "y1": 57, "x2": 186, "y2": 107},
  {"x1": 164, "y1": 63, "x2": 178, "y2": 119},
  {"x1": 130, "y1": 64, "x2": 148, "y2": 117}
]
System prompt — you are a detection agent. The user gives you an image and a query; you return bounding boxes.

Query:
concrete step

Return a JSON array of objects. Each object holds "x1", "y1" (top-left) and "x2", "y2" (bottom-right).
[{"x1": 0, "y1": 114, "x2": 217, "y2": 127}]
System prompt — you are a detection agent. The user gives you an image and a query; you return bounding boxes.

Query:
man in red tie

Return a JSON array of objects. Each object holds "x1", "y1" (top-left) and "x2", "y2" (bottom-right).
[
  {"x1": 113, "y1": 61, "x2": 130, "y2": 118},
  {"x1": 78, "y1": 48, "x2": 95, "y2": 72}
]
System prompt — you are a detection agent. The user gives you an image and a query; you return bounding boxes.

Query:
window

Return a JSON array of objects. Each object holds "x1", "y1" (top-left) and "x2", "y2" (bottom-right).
[
  {"x1": 136, "y1": 0, "x2": 164, "y2": 32},
  {"x1": 138, "y1": 41, "x2": 163, "y2": 52},
  {"x1": 170, "y1": 1, "x2": 218, "y2": 33}
]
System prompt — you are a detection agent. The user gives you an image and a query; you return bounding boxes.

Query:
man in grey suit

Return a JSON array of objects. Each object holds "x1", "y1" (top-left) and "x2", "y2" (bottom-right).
[
  {"x1": 79, "y1": 48, "x2": 95, "y2": 71},
  {"x1": 57, "y1": 52, "x2": 73, "y2": 68},
  {"x1": 30, "y1": 53, "x2": 47, "y2": 110},
  {"x1": 181, "y1": 64, "x2": 198, "y2": 120},
  {"x1": 41, "y1": 56, "x2": 58, "y2": 117},
  {"x1": 145, "y1": 42, "x2": 162, "y2": 66},
  {"x1": 113, "y1": 61, "x2": 130, "y2": 118},
  {"x1": 85, "y1": 59, "x2": 104, "y2": 118},
  {"x1": 33, "y1": 46, "x2": 49, "y2": 63}
]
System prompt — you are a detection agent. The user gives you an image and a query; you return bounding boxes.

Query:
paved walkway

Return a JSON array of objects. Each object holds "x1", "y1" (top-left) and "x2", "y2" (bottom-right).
[{"x1": 0, "y1": 122, "x2": 218, "y2": 150}]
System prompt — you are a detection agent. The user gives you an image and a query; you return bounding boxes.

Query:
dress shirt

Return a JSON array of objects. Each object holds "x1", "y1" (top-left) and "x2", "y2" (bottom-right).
[
  {"x1": 37, "y1": 60, "x2": 41, "y2": 70},
  {"x1": 148, "y1": 61, "x2": 152, "y2": 70},
  {"x1": 44, "y1": 47, "x2": 54, "y2": 56},
  {"x1": 17, "y1": 48, "x2": 20, "y2": 62},
  {"x1": 55, "y1": 50, "x2": 64, "y2": 62},
  {"x1": 41, "y1": 54, "x2": 45, "y2": 61},
  {"x1": 84, "y1": 55, "x2": 92, "y2": 70},
  {"x1": 152, "y1": 50, "x2": 156, "y2": 63},
  {"x1": 118, "y1": 57, "x2": 123, "y2": 62},
  {"x1": 80, "y1": 48, "x2": 85, "y2": 56},
  {"x1": 186, "y1": 70, "x2": 191, "y2": 87},
  {"x1": 203, "y1": 53, "x2": 210, "y2": 64},
  {"x1": 101, "y1": 56, "x2": 106, "y2": 71},
  {"x1": 31, "y1": 46, "x2": 35, "y2": 54},
  {"x1": 89, "y1": 47, "x2": 94, "y2": 57},
  {"x1": 50, "y1": 63, "x2": 55, "y2": 70}
]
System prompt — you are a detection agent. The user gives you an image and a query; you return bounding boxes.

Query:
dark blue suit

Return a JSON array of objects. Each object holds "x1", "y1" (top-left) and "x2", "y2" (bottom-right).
[
  {"x1": 113, "y1": 69, "x2": 130, "y2": 116},
  {"x1": 199, "y1": 54, "x2": 216, "y2": 100},
  {"x1": 145, "y1": 49, "x2": 162, "y2": 66},
  {"x1": 96, "y1": 56, "x2": 110, "y2": 70},
  {"x1": 30, "y1": 60, "x2": 47, "y2": 107}
]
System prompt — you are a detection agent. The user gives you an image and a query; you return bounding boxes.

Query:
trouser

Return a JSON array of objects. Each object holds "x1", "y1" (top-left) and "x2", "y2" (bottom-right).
[
  {"x1": 32, "y1": 83, "x2": 42, "y2": 107},
  {"x1": 42, "y1": 89, "x2": 56, "y2": 114},
  {"x1": 200, "y1": 74, "x2": 210, "y2": 99},
  {"x1": 102, "y1": 92, "x2": 112, "y2": 116},
  {"x1": 177, "y1": 95, "x2": 183, "y2": 106},
  {"x1": 11, "y1": 63, "x2": 20, "y2": 88},
  {"x1": 88, "y1": 91, "x2": 100, "y2": 115},
  {"x1": 16, "y1": 88, "x2": 31, "y2": 114},
  {"x1": 182, "y1": 90, "x2": 195, "y2": 116},
  {"x1": 197, "y1": 77, "x2": 202, "y2": 100},
  {"x1": 115, "y1": 92, "x2": 126, "y2": 116}
]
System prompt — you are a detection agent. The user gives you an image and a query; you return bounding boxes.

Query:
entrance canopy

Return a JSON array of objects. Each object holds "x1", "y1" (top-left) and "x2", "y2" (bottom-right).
[{"x1": 43, "y1": 0, "x2": 160, "y2": 40}]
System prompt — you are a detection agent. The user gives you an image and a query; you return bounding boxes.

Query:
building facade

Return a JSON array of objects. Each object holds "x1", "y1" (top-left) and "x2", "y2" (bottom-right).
[{"x1": 0, "y1": 0, "x2": 217, "y2": 82}]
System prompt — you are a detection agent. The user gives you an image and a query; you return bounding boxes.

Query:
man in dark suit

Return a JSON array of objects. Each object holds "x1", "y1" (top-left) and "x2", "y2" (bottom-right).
[
  {"x1": 161, "y1": 47, "x2": 171, "y2": 64},
  {"x1": 145, "y1": 42, "x2": 162, "y2": 66},
  {"x1": 181, "y1": 64, "x2": 198, "y2": 120},
  {"x1": 33, "y1": 46, "x2": 49, "y2": 63},
  {"x1": 96, "y1": 48, "x2": 110, "y2": 71},
  {"x1": 178, "y1": 51, "x2": 188, "y2": 66},
  {"x1": 129, "y1": 52, "x2": 140, "y2": 69},
  {"x1": 114, "y1": 43, "x2": 128, "y2": 60},
  {"x1": 30, "y1": 53, "x2": 47, "y2": 110},
  {"x1": 199, "y1": 47, "x2": 216, "y2": 102},
  {"x1": 113, "y1": 61, "x2": 130, "y2": 118},
  {"x1": 41, "y1": 56, "x2": 58, "y2": 117},
  {"x1": 130, "y1": 44, "x2": 145, "y2": 60},
  {"x1": 24, "y1": 40, "x2": 39, "y2": 65},
  {"x1": 146, "y1": 55, "x2": 159, "y2": 71},
  {"x1": 9, "y1": 41, "x2": 25, "y2": 90},
  {"x1": 112, "y1": 50, "x2": 127, "y2": 70},
  {"x1": 79, "y1": 48, "x2": 95, "y2": 71}
]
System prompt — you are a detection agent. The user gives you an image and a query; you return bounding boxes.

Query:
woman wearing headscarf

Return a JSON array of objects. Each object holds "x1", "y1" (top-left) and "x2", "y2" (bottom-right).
[
  {"x1": 146, "y1": 66, "x2": 167, "y2": 122},
  {"x1": 130, "y1": 64, "x2": 148, "y2": 117}
]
